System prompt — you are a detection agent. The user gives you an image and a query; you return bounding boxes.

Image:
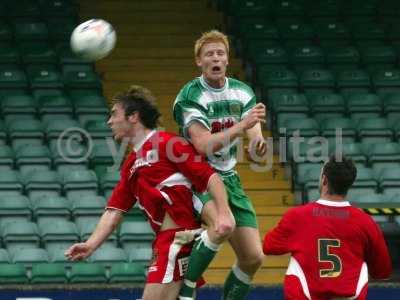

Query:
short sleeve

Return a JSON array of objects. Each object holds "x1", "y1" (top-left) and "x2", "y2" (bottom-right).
[
  {"x1": 106, "y1": 156, "x2": 136, "y2": 212},
  {"x1": 241, "y1": 93, "x2": 256, "y2": 120},
  {"x1": 173, "y1": 89, "x2": 210, "y2": 140}
]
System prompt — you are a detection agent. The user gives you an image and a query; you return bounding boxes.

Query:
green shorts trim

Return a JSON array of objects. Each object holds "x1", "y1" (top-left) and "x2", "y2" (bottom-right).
[{"x1": 193, "y1": 171, "x2": 258, "y2": 228}]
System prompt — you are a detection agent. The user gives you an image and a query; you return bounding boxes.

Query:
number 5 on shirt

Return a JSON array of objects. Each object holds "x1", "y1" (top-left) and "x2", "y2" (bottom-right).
[{"x1": 318, "y1": 239, "x2": 342, "y2": 278}]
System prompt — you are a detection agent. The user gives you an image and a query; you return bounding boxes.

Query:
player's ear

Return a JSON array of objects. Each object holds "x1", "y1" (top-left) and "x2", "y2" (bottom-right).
[
  {"x1": 195, "y1": 56, "x2": 202, "y2": 67},
  {"x1": 128, "y1": 111, "x2": 139, "y2": 124},
  {"x1": 322, "y1": 174, "x2": 328, "y2": 186}
]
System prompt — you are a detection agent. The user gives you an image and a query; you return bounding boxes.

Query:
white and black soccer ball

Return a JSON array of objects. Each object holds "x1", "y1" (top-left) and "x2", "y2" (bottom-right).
[{"x1": 70, "y1": 19, "x2": 116, "y2": 61}]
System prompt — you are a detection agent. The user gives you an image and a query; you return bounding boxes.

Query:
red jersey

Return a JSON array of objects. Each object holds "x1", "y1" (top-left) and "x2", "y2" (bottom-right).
[
  {"x1": 263, "y1": 199, "x2": 392, "y2": 300},
  {"x1": 107, "y1": 130, "x2": 215, "y2": 233}
]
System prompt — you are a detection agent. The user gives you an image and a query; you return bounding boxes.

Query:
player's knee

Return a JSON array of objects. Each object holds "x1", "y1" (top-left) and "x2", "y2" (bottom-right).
[{"x1": 240, "y1": 251, "x2": 264, "y2": 272}]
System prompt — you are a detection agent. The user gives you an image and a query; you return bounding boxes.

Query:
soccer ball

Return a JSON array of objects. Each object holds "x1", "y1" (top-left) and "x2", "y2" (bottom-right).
[{"x1": 70, "y1": 19, "x2": 116, "y2": 61}]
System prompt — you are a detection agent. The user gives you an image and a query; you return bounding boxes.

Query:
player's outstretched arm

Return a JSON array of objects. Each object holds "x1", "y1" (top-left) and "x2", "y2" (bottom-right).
[{"x1": 65, "y1": 209, "x2": 123, "y2": 261}]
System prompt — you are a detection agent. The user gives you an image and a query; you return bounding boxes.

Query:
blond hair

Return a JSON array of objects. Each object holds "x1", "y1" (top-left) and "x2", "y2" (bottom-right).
[{"x1": 194, "y1": 30, "x2": 230, "y2": 58}]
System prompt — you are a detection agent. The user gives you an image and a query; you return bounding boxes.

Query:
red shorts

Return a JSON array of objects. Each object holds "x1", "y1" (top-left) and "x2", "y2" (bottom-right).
[{"x1": 146, "y1": 228, "x2": 205, "y2": 286}]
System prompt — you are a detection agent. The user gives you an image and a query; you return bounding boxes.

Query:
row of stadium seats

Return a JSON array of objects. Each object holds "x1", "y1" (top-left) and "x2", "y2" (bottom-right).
[
  {"x1": 0, "y1": 169, "x2": 120, "y2": 197},
  {"x1": 0, "y1": 219, "x2": 152, "y2": 250},
  {"x1": 0, "y1": 0, "x2": 78, "y2": 20},
  {"x1": 0, "y1": 262, "x2": 145, "y2": 284}
]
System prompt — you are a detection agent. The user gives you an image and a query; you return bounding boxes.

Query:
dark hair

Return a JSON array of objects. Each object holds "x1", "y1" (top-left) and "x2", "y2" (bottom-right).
[
  {"x1": 322, "y1": 155, "x2": 357, "y2": 196},
  {"x1": 112, "y1": 85, "x2": 161, "y2": 129}
]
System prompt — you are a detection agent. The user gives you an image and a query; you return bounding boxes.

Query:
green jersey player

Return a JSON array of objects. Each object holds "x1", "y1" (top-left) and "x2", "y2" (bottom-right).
[{"x1": 173, "y1": 30, "x2": 267, "y2": 300}]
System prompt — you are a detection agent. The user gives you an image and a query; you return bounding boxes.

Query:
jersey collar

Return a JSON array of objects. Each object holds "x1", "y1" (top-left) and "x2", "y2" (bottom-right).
[
  {"x1": 200, "y1": 75, "x2": 228, "y2": 92},
  {"x1": 317, "y1": 199, "x2": 351, "y2": 207},
  {"x1": 133, "y1": 130, "x2": 157, "y2": 152}
]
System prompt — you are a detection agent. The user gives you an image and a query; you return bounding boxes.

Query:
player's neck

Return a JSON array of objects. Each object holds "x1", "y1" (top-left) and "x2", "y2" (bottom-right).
[
  {"x1": 130, "y1": 127, "x2": 153, "y2": 151},
  {"x1": 203, "y1": 75, "x2": 226, "y2": 89},
  {"x1": 320, "y1": 192, "x2": 346, "y2": 202}
]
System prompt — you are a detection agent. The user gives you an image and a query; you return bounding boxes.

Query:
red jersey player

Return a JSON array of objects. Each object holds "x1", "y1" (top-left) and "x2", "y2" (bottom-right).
[
  {"x1": 263, "y1": 155, "x2": 392, "y2": 300},
  {"x1": 65, "y1": 85, "x2": 234, "y2": 300}
]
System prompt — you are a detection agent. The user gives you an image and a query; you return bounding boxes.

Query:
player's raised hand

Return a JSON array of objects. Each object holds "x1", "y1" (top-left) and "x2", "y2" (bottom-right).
[
  {"x1": 246, "y1": 136, "x2": 268, "y2": 162},
  {"x1": 241, "y1": 103, "x2": 266, "y2": 130},
  {"x1": 65, "y1": 243, "x2": 94, "y2": 261}
]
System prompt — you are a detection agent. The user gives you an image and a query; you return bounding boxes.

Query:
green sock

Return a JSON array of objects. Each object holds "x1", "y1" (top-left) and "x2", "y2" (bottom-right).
[
  {"x1": 222, "y1": 265, "x2": 252, "y2": 300},
  {"x1": 179, "y1": 230, "x2": 220, "y2": 299}
]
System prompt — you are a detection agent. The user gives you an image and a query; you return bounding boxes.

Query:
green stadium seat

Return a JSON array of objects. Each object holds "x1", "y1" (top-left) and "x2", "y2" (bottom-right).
[
  {"x1": 69, "y1": 263, "x2": 106, "y2": 283},
  {"x1": 357, "y1": 118, "x2": 393, "y2": 144},
  {"x1": 347, "y1": 93, "x2": 382, "y2": 122},
  {"x1": 379, "y1": 168, "x2": 400, "y2": 197},
  {"x1": 23, "y1": 170, "x2": 62, "y2": 199},
  {"x1": 347, "y1": 193, "x2": 388, "y2": 205},
  {"x1": 259, "y1": 68, "x2": 298, "y2": 98},
  {"x1": 295, "y1": 163, "x2": 322, "y2": 186},
  {"x1": 37, "y1": 95, "x2": 74, "y2": 120},
  {"x1": 38, "y1": 219, "x2": 79, "y2": 250},
  {"x1": 299, "y1": 69, "x2": 335, "y2": 95},
  {"x1": 0, "y1": 45, "x2": 20, "y2": 64},
  {"x1": 31, "y1": 263, "x2": 67, "y2": 283},
  {"x1": 12, "y1": 248, "x2": 49, "y2": 266},
  {"x1": 239, "y1": 22, "x2": 279, "y2": 42},
  {"x1": 2, "y1": 221, "x2": 40, "y2": 252},
  {"x1": 361, "y1": 46, "x2": 397, "y2": 72},
  {"x1": 315, "y1": 22, "x2": 351, "y2": 44},
  {"x1": 7, "y1": 119, "x2": 44, "y2": 149},
  {"x1": 348, "y1": 167, "x2": 378, "y2": 196},
  {"x1": 47, "y1": 246, "x2": 70, "y2": 264},
  {"x1": 40, "y1": 0, "x2": 78, "y2": 18},
  {"x1": 27, "y1": 65, "x2": 63, "y2": 89},
  {"x1": 1, "y1": 95, "x2": 37, "y2": 119},
  {"x1": 14, "y1": 22, "x2": 49, "y2": 41},
  {"x1": 85, "y1": 120, "x2": 112, "y2": 140},
  {"x1": 50, "y1": 140, "x2": 88, "y2": 173},
  {"x1": 99, "y1": 170, "x2": 120, "y2": 198},
  {"x1": 32, "y1": 196, "x2": 70, "y2": 222},
  {"x1": 372, "y1": 69, "x2": 400, "y2": 96},
  {"x1": 8, "y1": 0, "x2": 41, "y2": 18},
  {"x1": 366, "y1": 143, "x2": 400, "y2": 175},
  {"x1": 270, "y1": 93, "x2": 309, "y2": 117},
  {"x1": 21, "y1": 43, "x2": 57, "y2": 65},
  {"x1": 0, "y1": 195, "x2": 31, "y2": 226},
  {"x1": 331, "y1": 143, "x2": 367, "y2": 166},
  {"x1": 351, "y1": 23, "x2": 386, "y2": 43},
  {"x1": 47, "y1": 19, "x2": 77, "y2": 42},
  {"x1": 89, "y1": 246, "x2": 127, "y2": 266},
  {"x1": 308, "y1": 1, "x2": 340, "y2": 20},
  {"x1": 273, "y1": 0, "x2": 304, "y2": 19},
  {"x1": 308, "y1": 93, "x2": 345, "y2": 121},
  {"x1": 228, "y1": 0, "x2": 269, "y2": 18},
  {"x1": 15, "y1": 145, "x2": 51, "y2": 176},
  {"x1": 63, "y1": 70, "x2": 102, "y2": 90},
  {"x1": 109, "y1": 262, "x2": 146, "y2": 283},
  {"x1": 0, "y1": 248, "x2": 10, "y2": 263},
  {"x1": 89, "y1": 141, "x2": 121, "y2": 171},
  {"x1": 283, "y1": 118, "x2": 319, "y2": 138},
  {"x1": 279, "y1": 23, "x2": 314, "y2": 46},
  {"x1": 0, "y1": 121, "x2": 7, "y2": 145},
  {"x1": 77, "y1": 218, "x2": 117, "y2": 246},
  {"x1": 45, "y1": 119, "x2": 82, "y2": 142},
  {"x1": 383, "y1": 93, "x2": 400, "y2": 126},
  {"x1": 392, "y1": 121, "x2": 400, "y2": 141},
  {"x1": 252, "y1": 46, "x2": 289, "y2": 68},
  {"x1": 336, "y1": 69, "x2": 371, "y2": 96},
  {"x1": 62, "y1": 170, "x2": 98, "y2": 198},
  {"x1": 128, "y1": 247, "x2": 152, "y2": 264},
  {"x1": 321, "y1": 118, "x2": 357, "y2": 144},
  {"x1": 0, "y1": 170, "x2": 23, "y2": 195},
  {"x1": 325, "y1": 46, "x2": 360, "y2": 72},
  {"x1": 0, "y1": 67, "x2": 28, "y2": 89},
  {"x1": 119, "y1": 221, "x2": 154, "y2": 252},
  {"x1": 70, "y1": 195, "x2": 105, "y2": 220},
  {"x1": 290, "y1": 46, "x2": 325, "y2": 72},
  {"x1": 58, "y1": 46, "x2": 93, "y2": 66},
  {"x1": 0, "y1": 264, "x2": 28, "y2": 283},
  {"x1": 0, "y1": 145, "x2": 14, "y2": 171},
  {"x1": 0, "y1": 22, "x2": 13, "y2": 42}
]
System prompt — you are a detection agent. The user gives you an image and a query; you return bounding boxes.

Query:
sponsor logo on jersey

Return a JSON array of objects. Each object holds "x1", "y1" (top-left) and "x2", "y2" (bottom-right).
[
  {"x1": 129, "y1": 150, "x2": 159, "y2": 178},
  {"x1": 211, "y1": 119, "x2": 235, "y2": 133}
]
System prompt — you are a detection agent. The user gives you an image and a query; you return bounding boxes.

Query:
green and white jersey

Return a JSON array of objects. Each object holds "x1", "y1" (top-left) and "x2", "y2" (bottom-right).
[{"x1": 173, "y1": 75, "x2": 256, "y2": 172}]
